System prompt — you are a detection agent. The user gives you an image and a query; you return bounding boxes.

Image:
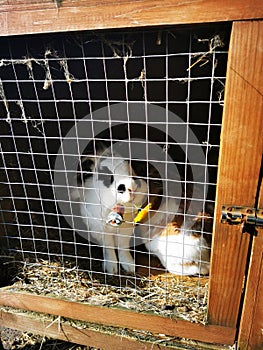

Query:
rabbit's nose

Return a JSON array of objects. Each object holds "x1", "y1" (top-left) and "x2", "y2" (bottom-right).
[
  {"x1": 117, "y1": 184, "x2": 126, "y2": 193},
  {"x1": 117, "y1": 184, "x2": 133, "y2": 194}
]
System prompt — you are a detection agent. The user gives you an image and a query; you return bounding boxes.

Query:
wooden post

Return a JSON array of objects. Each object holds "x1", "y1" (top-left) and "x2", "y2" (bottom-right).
[
  {"x1": 238, "y1": 226, "x2": 263, "y2": 349},
  {"x1": 238, "y1": 159, "x2": 263, "y2": 349},
  {"x1": 208, "y1": 21, "x2": 263, "y2": 327}
]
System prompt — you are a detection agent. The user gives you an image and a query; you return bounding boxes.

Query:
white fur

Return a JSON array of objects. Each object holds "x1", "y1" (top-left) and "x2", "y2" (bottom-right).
[
  {"x1": 145, "y1": 225, "x2": 210, "y2": 276},
  {"x1": 74, "y1": 148, "x2": 210, "y2": 276},
  {"x1": 75, "y1": 153, "x2": 149, "y2": 274}
]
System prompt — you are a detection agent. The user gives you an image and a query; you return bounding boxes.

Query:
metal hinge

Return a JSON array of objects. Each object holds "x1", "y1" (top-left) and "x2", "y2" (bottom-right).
[{"x1": 221, "y1": 205, "x2": 263, "y2": 233}]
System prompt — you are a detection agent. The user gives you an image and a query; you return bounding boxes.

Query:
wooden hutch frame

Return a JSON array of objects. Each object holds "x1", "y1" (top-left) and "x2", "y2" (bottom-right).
[{"x1": 0, "y1": 1, "x2": 262, "y2": 349}]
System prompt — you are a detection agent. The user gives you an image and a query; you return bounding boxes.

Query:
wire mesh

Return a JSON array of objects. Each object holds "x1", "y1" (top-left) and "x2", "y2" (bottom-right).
[{"x1": 0, "y1": 24, "x2": 230, "y2": 323}]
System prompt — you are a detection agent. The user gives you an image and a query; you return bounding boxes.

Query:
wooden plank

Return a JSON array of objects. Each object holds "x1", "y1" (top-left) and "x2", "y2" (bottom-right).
[
  {"x1": 0, "y1": 309, "x2": 181, "y2": 350},
  {"x1": 208, "y1": 20, "x2": 263, "y2": 328},
  {"x1": 0, "y1": 288, "x2": 236, "y2": 345},
  {"x1": 238, "y1": 170, "x2": 263, "y2": 349},
  {"x1": 0, "y1": 0, "x2": 262, "y2": 36},
  {"x1": 238, "y1": 228, "x2": 263, "y2": 350}
]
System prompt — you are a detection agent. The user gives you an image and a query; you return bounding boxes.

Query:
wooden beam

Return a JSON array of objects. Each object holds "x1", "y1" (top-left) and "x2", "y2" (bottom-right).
[
  {"x1": 238, "y1": 227, "x2": 263, "y2": 350},
  {"x1": 208, "y1": 20, "x2": 263, "y2": 328},
  {"x1": 0, "y1": 0, "x2": 262, "y2": 36},
  {"x1": 238, "y1": 159, "x2": 263, "y2": 349},
  {"x1": 0, "y1": 309, "x2": 180, "y2": 350},
  {"x1": 0, "y1": 288, "x2": 236, "y2": 345}
]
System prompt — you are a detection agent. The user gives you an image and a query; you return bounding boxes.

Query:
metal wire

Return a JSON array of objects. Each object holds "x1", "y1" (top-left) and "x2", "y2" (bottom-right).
[{"x1": 0, "y1": 25, "x2": 230, "y2": 320}]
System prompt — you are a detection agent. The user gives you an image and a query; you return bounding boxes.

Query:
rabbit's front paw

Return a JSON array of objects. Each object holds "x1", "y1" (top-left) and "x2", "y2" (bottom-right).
[
  {"x1": 121, "y1": 261, "x2": 136, "y2": 274},
  {"x1": 103, "y1": 259, "x2": 118, "y2": 274},
  {"x1": 103, "y1": 248, "x2": 119, "y2": 274},
  {"x1": 119, "y1": 251, "x2": 135, "y2": 274}
]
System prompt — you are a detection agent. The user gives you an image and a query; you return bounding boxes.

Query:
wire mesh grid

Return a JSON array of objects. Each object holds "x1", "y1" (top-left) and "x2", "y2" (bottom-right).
[{"x1": 0, "y1": 24, "x2": 230, "y2": 323}]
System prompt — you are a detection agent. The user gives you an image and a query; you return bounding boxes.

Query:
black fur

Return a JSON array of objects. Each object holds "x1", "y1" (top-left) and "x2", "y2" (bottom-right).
[
  {"x1": 98, "y1": 166, "x2": 114, "y2": 187},
  {"x1": 77, "y1": 158, "x2": 94, "y2": 185}
]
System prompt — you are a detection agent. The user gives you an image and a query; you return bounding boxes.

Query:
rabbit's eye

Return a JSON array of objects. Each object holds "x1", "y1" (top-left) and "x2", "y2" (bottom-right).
[
  {"x1": 133, "y1": 177, "x2": 141, "y2": 188},
  {"x1": 98, "y1": 166, "x2": 114, "y2": 187}
]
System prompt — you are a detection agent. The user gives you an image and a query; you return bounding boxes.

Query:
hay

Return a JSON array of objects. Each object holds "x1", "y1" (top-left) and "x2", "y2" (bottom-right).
[
  {"x1": 0, "y1": 324, "x2": 94, "y2": 350},
  {"x1": 11, "y1": 259, "x2": 209, "y2": 325},
  {"x1": 1, "y1": 306, "x2": 226, "y2": 350}
]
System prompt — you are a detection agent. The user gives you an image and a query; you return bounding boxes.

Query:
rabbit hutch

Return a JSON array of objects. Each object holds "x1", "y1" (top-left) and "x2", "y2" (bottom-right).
[{"x1": 0, "y1": 0, "x2": 262, "y2": 349}]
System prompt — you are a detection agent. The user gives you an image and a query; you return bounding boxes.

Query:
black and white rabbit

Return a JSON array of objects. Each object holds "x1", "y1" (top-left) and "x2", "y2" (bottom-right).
[
  {"x1": 73, "y1": 142, "x2": 180, "y2": 274},
  {"x1": 74, "y1": 144, "x2": 150, "y2": 274}
]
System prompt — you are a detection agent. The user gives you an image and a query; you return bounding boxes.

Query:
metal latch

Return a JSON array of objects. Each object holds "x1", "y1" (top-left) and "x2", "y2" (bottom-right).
[{"x1": 221, "y1": 206, "x2": 263, "y2": 232}]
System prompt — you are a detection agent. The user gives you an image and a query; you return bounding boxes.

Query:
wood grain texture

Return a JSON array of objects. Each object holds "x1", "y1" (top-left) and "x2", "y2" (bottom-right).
[
  {"x1": 208, "y1": 21, "x2": 263, "y2": 328},
  {"x1": 0, "y1": 309, "x2": 179, "y2": 350},
  {"x1": 0, "y1": 0, "x2": 262, "y2": 36},
  {"x1": 0, "y1": 288, "x2": 236, "y2": 345},
  {"x1": 238, "y1": 228, "x2": 263, "y2": 350},
  {"x1": 238, "y1": 173, "x2": 263, "y2": 349}
]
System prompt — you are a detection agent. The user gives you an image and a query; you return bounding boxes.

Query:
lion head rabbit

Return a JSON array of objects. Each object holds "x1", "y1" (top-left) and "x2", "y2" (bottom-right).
[{"x1": 145, "y1": 212, "x2": 212, "y2": 276}]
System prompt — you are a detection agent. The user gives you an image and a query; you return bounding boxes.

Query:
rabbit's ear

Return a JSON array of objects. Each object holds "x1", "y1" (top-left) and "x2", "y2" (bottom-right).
[
  {"x1": 94, "y1": 140, "x2": 110, "y2": 155},
  {"x1": 81, "y1": 157, "x2": 95, "y2": 172},
  {"x1": 81, "y1": 140, "x2": 109, "y2": 158},
  {"x1": 77, "y1": 157, "x2": 95, "y2": 184}
]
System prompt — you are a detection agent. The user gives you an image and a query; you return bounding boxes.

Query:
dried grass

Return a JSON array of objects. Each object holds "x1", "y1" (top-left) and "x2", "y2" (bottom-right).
[
  {"x1": 1, "y1": 305, "x2": 227, "y2": 350},
  {"x1": 11, "y1": 259, "x2": 209, "y2": 325},
  {"x1": 0, "y1": 325, "x2": 93, "y2": 350}
]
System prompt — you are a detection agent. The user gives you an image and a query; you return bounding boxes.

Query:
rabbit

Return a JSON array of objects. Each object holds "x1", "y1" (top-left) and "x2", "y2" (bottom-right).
[
  {"x1": 74, "y1": 143, "x2": 150, "y2": 274},
  {"x1": 145, "y1": 212, "x2": 212, "y2": 276}
]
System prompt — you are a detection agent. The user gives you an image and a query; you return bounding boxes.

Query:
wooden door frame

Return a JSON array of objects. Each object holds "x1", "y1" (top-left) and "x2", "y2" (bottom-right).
[
  {"x1": 0, "y1": 0, "x2": 262, "y2": 36},
  {"x1": 238, "y1": 159, "x2": 263, "y2": 349},
  {"x1": 208, "y1": 20, "x2": 263, "y2": 331},
  {"x1": 238, "y1": 226, "x2": 263, "y2": 349},
  {"x1": 0, "y1": 1, "x2": 263, "y2": 348}
]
